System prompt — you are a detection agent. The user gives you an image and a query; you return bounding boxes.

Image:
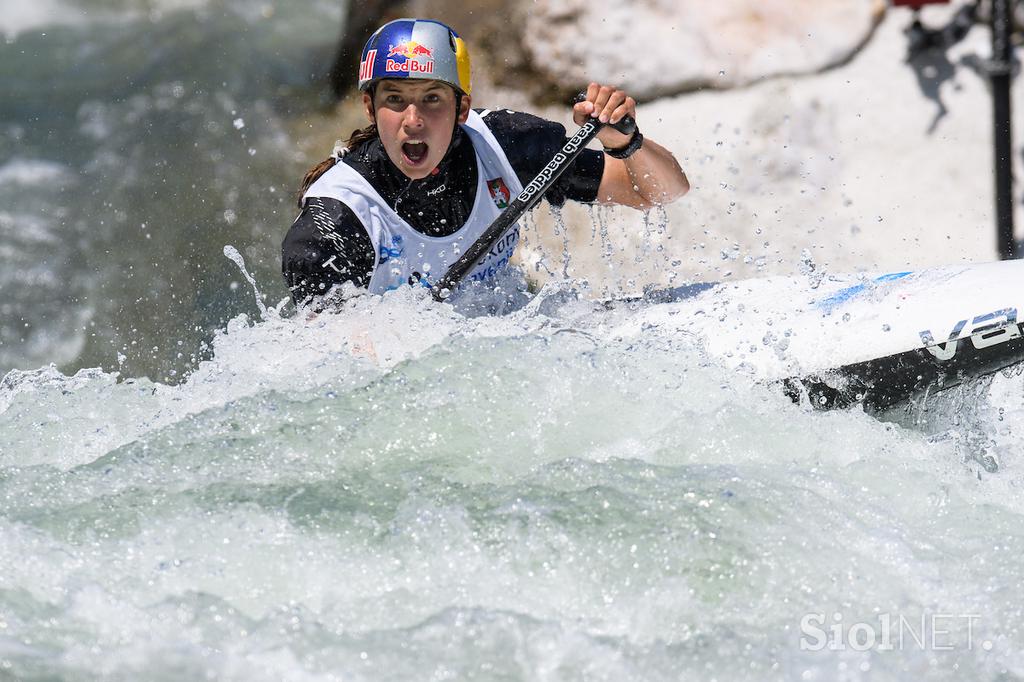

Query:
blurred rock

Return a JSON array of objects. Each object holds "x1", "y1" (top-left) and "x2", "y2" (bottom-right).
[
  {"x1": 518, "y1": 0, "x2": 886, "y2": 100},
  {"x1": 352, "y1": 0, "x2": 886, "y2": 102}
]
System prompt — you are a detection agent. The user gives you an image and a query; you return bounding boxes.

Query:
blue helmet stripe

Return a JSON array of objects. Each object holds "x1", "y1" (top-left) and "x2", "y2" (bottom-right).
[{"x1": 375, "y1": 19, "x2": 416, "y2": 81}]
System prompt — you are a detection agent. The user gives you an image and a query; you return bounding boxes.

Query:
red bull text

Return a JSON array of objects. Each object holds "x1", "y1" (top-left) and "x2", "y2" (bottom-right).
[{"x1": 385, "y1": 41, "x2": 435, "y2": 75}]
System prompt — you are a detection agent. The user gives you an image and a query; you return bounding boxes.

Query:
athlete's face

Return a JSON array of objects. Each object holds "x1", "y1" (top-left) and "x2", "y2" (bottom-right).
[{"x1": 365, "y1": 80, "x2": 471, "y2": 180}]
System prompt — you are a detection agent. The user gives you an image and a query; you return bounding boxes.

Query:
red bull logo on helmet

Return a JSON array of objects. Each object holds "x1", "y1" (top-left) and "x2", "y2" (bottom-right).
[
  {"x1": 388, "y1": 41, "x2": 433, "y2": 58},
  {"x1": 385, "y1": 40, "x2": 435, "y2": 75}
]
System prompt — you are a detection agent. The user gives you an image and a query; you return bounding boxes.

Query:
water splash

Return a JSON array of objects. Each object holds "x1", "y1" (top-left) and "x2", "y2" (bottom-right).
[
  {"x1": 3, "y1": 279, "x2": 1024, "y2": 680},
  {"x1": 223, "y1": 244, "x2": 269, "y2": 320},
  {"x1": 549, "y1": 205, "x2": 572, "y2": 279}
]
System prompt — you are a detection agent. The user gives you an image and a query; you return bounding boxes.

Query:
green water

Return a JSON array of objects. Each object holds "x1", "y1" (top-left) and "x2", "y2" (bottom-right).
[
  {"x1": 1, "y1": 287, "x2": 1023, "y2": 680},
  {"x1": 0, "y1": 0, "x2": 341, "y2": 380}
]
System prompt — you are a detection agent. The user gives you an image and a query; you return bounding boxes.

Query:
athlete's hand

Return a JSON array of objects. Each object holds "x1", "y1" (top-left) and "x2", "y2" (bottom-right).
[{"x1": 573, "y1": 82, "x2": 637, "y2": 152}]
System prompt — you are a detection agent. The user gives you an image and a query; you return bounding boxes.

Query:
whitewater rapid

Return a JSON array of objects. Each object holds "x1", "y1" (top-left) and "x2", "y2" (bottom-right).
[
  {"x1": 4, "y1": 1, "x2": 1024, "y2": 678},
  {"x1": 2, "y1": 280, "x2": 1024, "y2": 681}
]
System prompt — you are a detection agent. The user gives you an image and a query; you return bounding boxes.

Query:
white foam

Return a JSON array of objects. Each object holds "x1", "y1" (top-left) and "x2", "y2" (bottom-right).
[
  {"x1": 0, "y1": 0, "x2": 76, "y2": 38},
  {"x1": 0, "y1": 0, "x2": 212, "y2": 38},
  {"x1": 0, "y1": 158, "x2": 74, "y2": 186}
]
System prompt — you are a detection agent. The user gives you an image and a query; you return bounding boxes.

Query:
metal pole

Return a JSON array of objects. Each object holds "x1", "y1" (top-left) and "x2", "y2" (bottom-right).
[{"x1": 992, "y1": 0, "x2": 1016, "y2": 259}]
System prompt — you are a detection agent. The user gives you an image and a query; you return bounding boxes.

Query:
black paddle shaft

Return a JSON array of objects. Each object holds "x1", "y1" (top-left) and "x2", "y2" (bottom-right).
[{"x1": 430, "y1": 108, "x2": 636, "y2": 300}]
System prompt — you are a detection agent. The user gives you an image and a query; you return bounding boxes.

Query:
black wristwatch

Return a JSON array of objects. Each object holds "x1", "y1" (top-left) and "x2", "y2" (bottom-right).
[{"x1": 603, "y1": 128, "x2": 644, "y2": 159}]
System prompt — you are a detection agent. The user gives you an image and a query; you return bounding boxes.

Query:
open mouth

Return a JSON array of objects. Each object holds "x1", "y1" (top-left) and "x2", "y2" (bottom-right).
[{"x1": 402, "y1": 141, "x2": 429, "y2": 165}]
